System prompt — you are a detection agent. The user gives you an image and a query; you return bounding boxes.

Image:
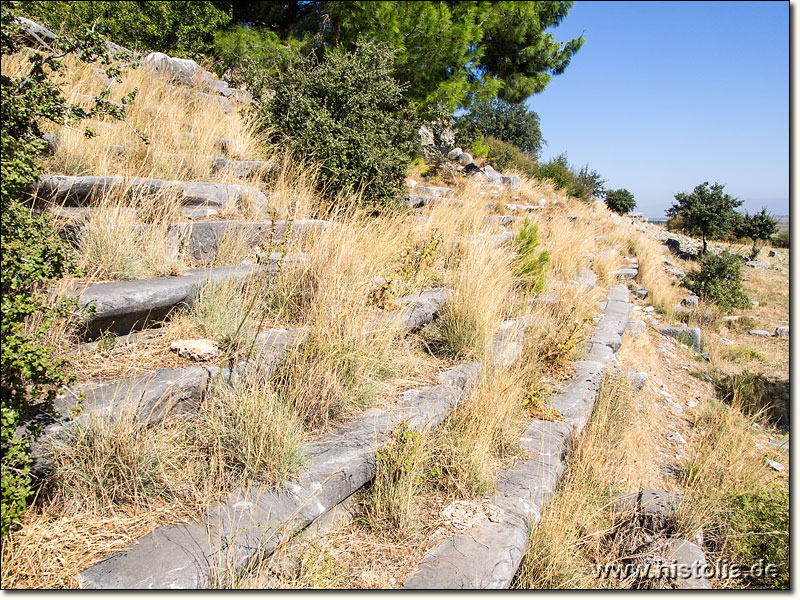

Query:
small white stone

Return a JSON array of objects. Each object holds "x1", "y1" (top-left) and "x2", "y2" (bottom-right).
[
  {"x1": 767, "y1": 459, "x2": 784, "y2": 472},
  {"x1": 687, "y1": 400, "x2": 698, "y2": 408}
]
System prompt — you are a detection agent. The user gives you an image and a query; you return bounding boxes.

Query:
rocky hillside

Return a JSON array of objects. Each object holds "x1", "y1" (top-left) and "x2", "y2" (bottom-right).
[{"x1": 1, "y1": 17, "x2": 788, "y2": 590}]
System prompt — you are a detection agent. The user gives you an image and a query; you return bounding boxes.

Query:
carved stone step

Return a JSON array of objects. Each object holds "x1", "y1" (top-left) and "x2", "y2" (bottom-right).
[{"x1": 30, "y1": 175, "x2": 268, "y2": 210}]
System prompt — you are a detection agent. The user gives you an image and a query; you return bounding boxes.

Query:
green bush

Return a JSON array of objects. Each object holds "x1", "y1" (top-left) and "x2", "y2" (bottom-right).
[
  {"x1": 252, "y1": 41, "x2": 418, "y2": 210},
  {"x1": 682, "y1": 251, "x2": 750, "y2": 311},
  {"x1": 714, "y1": 370, "x2": 788, "y2": 425},
  {"x1": 484, "y1": 136, "x2": 537, "y2": 178},
  {"x1": 568, "y1": 164, "x2": 605, "y2": 202},
  {"x1": 535, "y1": 153, "x2": 573, "y2": 190},
  {"x1": 17, "y1": 0, "x2": 231, "y2": 57},
  {"x1": 455, "y1": 96, "x2": 543, "y2": 157},
  {"x1": 771, "y1": 230, "x2": 789, "y2": 248},
  {"x1": 604, "y1": 188, "x2": 636, "y2": 215},
  {"x1": 1, "y1": 8, "x2": 133, "y2": 537},
  {"x1": 723, "y1": 482, "x2": 789, "y2": 589},
  {"x1": 470, "y1": 134, "x2": 490, "y2": 160},
  {"x1": 514, "y1": 218, "x2": 550, "y2": 292}
]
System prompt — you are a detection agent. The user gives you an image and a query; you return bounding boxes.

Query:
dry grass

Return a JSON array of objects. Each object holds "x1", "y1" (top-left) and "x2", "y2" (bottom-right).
[{"x1": 513, "y1": 376, "x2": 645, "y2": 589}]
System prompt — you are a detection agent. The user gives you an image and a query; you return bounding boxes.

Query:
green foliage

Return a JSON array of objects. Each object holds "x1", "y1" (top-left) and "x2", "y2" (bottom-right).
[
  {"x1": 604, "y1": 188, "x2": 636, "y2": 215},
  {"x1": 1, "y1": 7, "x2": 133, "y2": 537},
  {"x1": 735, "y1": 208, "x2": 778, "y2": 259},
  {"x1": 17, "y1": 0, "x2": 231, "y2": 57},
  {"x1": 222, "y1": 1, "x2": 583, "y2": 113},
  {"x1": 568, "y1": 164, "x2": 606, "y2": 202},
  {"x1": 470, "y1": 134, "x2": 490, "y2": 160},
  {"x1": 536, "y1": 153, "x2": 573, "y2": 190},
  {"x1": 723, "y1": 482, "x2": 789, "y2": 589},
  {"x1": 484, "y1": 136, "x2": 538, "y2": 178},
  {"x1": 363, "y1": 422, "x2": 429, "y2": 533},
  {"x1": 713, "y1": 370, "x2": 788, "y2": 425},
  {"x1": 535, "y1": 154, "x2": 604, "y2": 202},
  {"x1": 455, "y1": 97, "x2": 543, "y2": 157},
  {"x1": 771, "y1": 230, "x2": 789, "y2": 248},
  {"x1": 683, "y1": 252, "x2": 750, "y2": 312},
  {"x1": 667, "y1": 182, "x2": 744, "y2": 254},
  {"x1": 252, "y1": 41, "x2": 418, "y2": 209},
  {"x1": 514, "y1": 218, "x2": 550, "y2": 292}
]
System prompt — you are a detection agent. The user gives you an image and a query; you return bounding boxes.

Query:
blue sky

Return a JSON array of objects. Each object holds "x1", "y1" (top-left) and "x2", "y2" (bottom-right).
[{"x1": 526, "y1": 1, "x2": 789, "y2": 218}]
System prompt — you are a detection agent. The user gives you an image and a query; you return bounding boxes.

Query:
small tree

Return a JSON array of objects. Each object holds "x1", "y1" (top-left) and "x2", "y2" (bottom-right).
[
  {"x1": 604, "y1": 188, "x2": 636, "y2": 215},
  {"x1": 683, "y1": 252, "x2": 750, "y2": 311},
  {"x1": 252, "y1": 40, "x2": 418, "y2": 210},
  {"x1": 736, "y1": 208, "x2": 778, "y2": 259},
  {"x1": 455, "y1": 97, "x2": 543, "y2": 157},
  {"x1": 667, "y1": 182, "x2": 743, "y2": 254}
]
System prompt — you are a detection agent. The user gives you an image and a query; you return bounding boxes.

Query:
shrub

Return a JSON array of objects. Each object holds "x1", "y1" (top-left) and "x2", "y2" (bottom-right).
[
  {"x1": 771, "y1": 230, "x2": 789, "y2": 248},
  {"x1": 735, "y1": 208, "x2": 778, "y2": 259},
  {"x1": 1, "y1": 9, "x2": 133, "y2": 537},
  {"x1": 455, "y1": 96, "x2": 543, "y2": 157},
  {"x1": 667, "y1": 181, "x2": 743, "y2": 254},
  {"x1": 535, "y1": 153, "x2": 573, "y2": 190},
  {"x1": 514, "y1": 218, "x2": 550, "y2": 292},
  {"x1": 470, "y1": 134, "x2": 490, "y2": 160},
  {"x1": 604, "y1": 188, "x2": 636, "y2": 215},
  {"x1": 568, "y1": 164, "x2": 606, "y2": 202},
  {"x1": 484, "y1": 136, "x2": 538, "y2": 178},
  {"x1": 252, "y1": 40, "x2": 418, "y2": 210},
  {"x1": 17, "y1": 0, "x2": 231, "y2": 57},
  {"x1": 682, "y1": 251, "x2": 750, "y2": 311},
  {"x1": 723, "y1": 483, "x2": 789, "y2": 589}
]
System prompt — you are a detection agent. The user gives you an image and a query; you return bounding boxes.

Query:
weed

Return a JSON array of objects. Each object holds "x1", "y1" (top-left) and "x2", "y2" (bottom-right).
[
  {"x1": 720, "y1": 482, "x2": 788, "y2": 589},
  {"x1": 191, "y1": 380, "x2": 306, "y2": 486},
  {"x1": 361, "y1": 423, "x2": 429, "y2": 535}
]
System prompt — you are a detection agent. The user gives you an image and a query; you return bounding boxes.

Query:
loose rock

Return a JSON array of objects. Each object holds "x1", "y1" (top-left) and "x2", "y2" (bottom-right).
[{"x1": 169, "y1": 339, "x2": 219, "y2": 361}]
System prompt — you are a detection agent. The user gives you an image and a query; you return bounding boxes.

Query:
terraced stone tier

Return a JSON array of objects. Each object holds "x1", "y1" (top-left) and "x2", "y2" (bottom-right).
[
  {"x1": 71, "y1": 263, "x2": 275, "y2": 340},
  {"x1": 28, "y1": 287, "x2": 453, "y2": 474},
  {"x1": 30, "y1": 175, "x2": 268, "y2": 209},
  {"x1": 77, "y1": 362, "x2": 481, "y2": 589},
  {"x1": 403, "y1": 281, "x2": 632, "y2": 589},
  {"x1": 404, "y1": 194, "x2": 464, "y2": 209},
  {"x1": 75, "y1": 314, "x2": 534, "y2": 588}
]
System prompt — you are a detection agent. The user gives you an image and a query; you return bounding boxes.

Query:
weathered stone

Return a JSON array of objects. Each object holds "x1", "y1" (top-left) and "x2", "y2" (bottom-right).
[
  {"x1": 30, "y1": 175, "x2": 268, "y2": 210},
  {"x1": 500, "y1": 174, "x2": 520, "y2": 189},
  {"x1": 614, "y1": 490, "x2": 683, "y2": 533},
  {"x1": 682, "y1": 295, "x2": 699, "y2": 307},
  {"x1": 746, "y1": 260, "x2": 770, "y2": 269},
  {"x1": 669, "y1": 431, "x2": 687, "y2": 444},
  {"x1": 177, "y1": 219, "x2": 330, "y2": 264},
  {"x1": 625, "y1": 370, "x2": 649, "y2": 391},
  {"x1": 768, "y1": 249, "x2": 780, "y2": 257},
  {"x1": 447, "y1": 148, "x2": 463, "y2": 161},
  {"x1": 210, "y1": 157, "x2": 273, "y2": 178},
  {"x1": 72, "y1": 264, "x2": 267, "y2": 340},
  {"x1": 78, "y1": 336, "x2": 492, "y2": 589},
  {"x1": 658, "y1": 326, "x2": 701, "y2": 351},
  {"x1": 775, "y1": 326, "x2": 789, "y2": 337},
  {"x1": 748, "y1": 329, "x2": 771, "y2": 337},
  {"x1": 627, "y1": 319, "x2": 646, "y2": 336},
  {"x1": 665, "y1": 238, "x2": 681, "y2": 254},
  {"x1": 766, "y1": 459, "x2": 784, "y2": 472},
  {"x1": 458, "y1": 152, "x2": 473, "y2": 166},
  {"x1": 633, "y1": 287, "x2": 649, "y2": 300},
  {"x1": 571, "y1": 268, "x2": 597, "y2": 290},
  {"x1": 415, "y1": 185, "x2": 455, "y2": 198},
  {"x1": 768, "y1": 437, "x2": 789, "y2": 452},
  {"x1": 665, "y1": 540, "x2": 713, "y2": 589},
  {"x1": 13, "y1": 16, "x2": 57, "y2": 47},
  {"x1": 169, "y1": 338, "x2": 219, "y2": 361}
]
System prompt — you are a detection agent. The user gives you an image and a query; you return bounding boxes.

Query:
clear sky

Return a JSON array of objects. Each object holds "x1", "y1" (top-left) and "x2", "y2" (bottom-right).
[{"x1": 526, "y1": 1, "x2": 789, "y2": 218}]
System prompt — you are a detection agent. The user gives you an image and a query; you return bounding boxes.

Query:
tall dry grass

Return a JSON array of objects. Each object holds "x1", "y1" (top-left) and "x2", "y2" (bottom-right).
[{"x1": 513, "y1": 376, "x2": 642, "y2": 589}]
